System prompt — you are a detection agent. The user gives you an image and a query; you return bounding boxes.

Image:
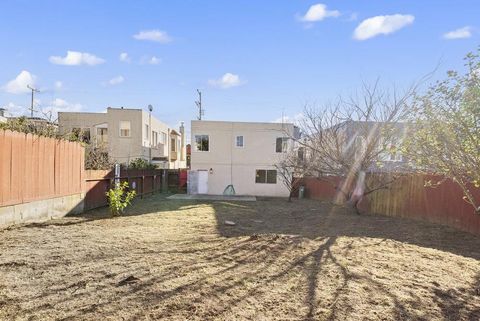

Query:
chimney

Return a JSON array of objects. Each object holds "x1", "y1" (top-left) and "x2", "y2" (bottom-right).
[{"x1": 179, "y1": 121, "x2": 185, "y2": 161}]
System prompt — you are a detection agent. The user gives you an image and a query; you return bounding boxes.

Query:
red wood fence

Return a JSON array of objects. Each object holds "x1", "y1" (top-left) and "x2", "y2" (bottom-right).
[
  {"x1": 300, "y1": 175, "x2": 480, "y2": 235},
  {"x1": 0, "y1": 130, "x2": 84, "y2": 207},
  {"x1": 84, "y1": 169, "x2": 165, "y2": 211}
]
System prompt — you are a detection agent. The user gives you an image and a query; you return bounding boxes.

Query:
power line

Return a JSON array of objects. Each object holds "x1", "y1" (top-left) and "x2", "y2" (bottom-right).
[
  {"x1": 27, "y1": 84, "x2": 40, "y2": 118},
  {"x1": 195, "y1": 89, "x2": 204, "y2": 120}
]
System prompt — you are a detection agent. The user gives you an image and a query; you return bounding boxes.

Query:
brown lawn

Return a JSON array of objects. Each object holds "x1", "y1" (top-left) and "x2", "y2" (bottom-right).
[{"x1": 1, "y1": 195, "x2": 479, "y2": 321}]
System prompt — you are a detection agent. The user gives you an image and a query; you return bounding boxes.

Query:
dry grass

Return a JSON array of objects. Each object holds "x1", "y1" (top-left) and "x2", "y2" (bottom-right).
[{"x1": 1, "y1": 194, "x2": 479, "y2": 321}]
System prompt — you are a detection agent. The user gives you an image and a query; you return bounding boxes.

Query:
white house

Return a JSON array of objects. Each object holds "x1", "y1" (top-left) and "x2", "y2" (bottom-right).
[{"x1": 190, "y1": 120, "x2": 296, "y2": 197}]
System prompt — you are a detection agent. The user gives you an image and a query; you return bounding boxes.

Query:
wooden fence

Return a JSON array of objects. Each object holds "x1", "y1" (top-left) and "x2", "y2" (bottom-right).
[
  {"x1": 0, "y1": 130, "x2": 84, "y2": 207},
  {"x1": 84, "y1": 169, "x2": 166, "y2": 211},
  {"x1": 300, "y1": 175, "x2": 480, "y2": 235}
]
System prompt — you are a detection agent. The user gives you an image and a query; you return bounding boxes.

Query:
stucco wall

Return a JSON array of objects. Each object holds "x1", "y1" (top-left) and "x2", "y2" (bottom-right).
[
  {"x1": 190, "y1": 120, "x2": 294, "y2": 197},
  {"x1": 58, "y1": 108, "x2": 186, "y2": 168}
]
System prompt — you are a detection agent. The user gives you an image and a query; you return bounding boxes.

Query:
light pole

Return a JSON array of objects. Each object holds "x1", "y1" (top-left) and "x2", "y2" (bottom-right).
[{"x1": 148, "y1": 104, "x2": 153, "y2": 163}]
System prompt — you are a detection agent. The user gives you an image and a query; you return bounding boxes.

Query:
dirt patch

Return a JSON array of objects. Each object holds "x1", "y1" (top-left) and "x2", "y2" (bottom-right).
[{"x1": 1, "y1": 195, "x2": 479, "y2": 320}]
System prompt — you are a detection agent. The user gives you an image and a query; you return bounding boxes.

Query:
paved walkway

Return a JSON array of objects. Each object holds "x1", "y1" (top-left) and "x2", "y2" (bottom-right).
[{"x1": 167, "y1": 194, "x2": 257, "y2": 202}]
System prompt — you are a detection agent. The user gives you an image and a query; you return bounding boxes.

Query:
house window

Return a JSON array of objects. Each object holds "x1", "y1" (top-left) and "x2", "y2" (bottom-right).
[
  {"x1": 145, "y1": 124, "x2": 149, "y2": 140},
  {"x1": 235, "y1": 135, "x2": 244, "y2": 147},
  {"x1": 195, "y1": 135, "x2": 209, "y2": 151},
  {"x1": 119, "y1": 121, "x2": 131, "y2": 137},
  {"x1": 388, "y1": 137, "x2": 403, "y2": 162},
  {"x1": 276, "y1": 137, "x2": 288, "y2": 153},
  {"x1": 298, "y1": 147, "x2": 304, "y2": 161},
  {"x1": 152, "y1": 131, "x2": 158, "y2": 147},
  {"x1": 160, "y1": 132, "x2": 167, "y2": 144},
  {"x1": 171, "y1": 138, "x2": 176, "y2": 152},
  {"x1": 255, "y1": 169, "x2": 277, "y2": 184},
  {"x1": 96, "y1": 128, "x2": 108, "y2": 144}
]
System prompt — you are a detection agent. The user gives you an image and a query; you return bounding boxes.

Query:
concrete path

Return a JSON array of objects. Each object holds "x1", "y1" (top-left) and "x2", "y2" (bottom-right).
[{"x1": 167, "y1": 194, "x2": 257, "y2": 202}]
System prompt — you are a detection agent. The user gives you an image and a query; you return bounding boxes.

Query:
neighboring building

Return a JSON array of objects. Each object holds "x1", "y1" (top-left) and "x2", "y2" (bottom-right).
[
  {"x1": 190, "y1": 120, "x2": 297, "y2": 197},
  {"x1": 340, "y1": 120, "x2": 408, "y2": 171},
  {"x1": 0, "y1": 108, "x2": 7, "y2": 123},
  {"x1": 58, "y1": 107, "x2": 186, "y2": 169},
  {"x1": 186, "y1": 143, "x2": 191, "y2": 169}
]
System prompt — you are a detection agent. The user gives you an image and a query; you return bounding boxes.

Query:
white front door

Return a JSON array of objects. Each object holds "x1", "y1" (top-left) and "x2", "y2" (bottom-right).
[{"x1": 198, "y1": 170, "x2": 208, "y2": 194}]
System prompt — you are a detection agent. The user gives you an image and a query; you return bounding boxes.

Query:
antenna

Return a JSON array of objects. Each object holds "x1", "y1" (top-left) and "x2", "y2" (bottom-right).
[
  {"x1": 27, "y1": 85, "x2": 39, "y2": 118},
  {"x1": 195, "y1": 89, "x2": 204, "y2": 120}
]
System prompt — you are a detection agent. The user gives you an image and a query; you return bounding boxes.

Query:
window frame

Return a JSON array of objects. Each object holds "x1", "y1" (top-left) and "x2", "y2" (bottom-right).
[
  {"x1": 194, "y1": 134, "x2": 210, "y2": 152},
  {"x1": 276, "y1": 137, "x2": 289, "y2": 153},
  {"x1": 235, "y1": 135, "x2": 244, "y2": 148},
  {"x1": 119, "y1": 121, "x2": 131, "y2": 138},
  {"x1": 255, "y1": 169, "x2": 277, "y2": 184},
  {"x1": 152, "y1": 131, "x2": 158, "y2": 148}
]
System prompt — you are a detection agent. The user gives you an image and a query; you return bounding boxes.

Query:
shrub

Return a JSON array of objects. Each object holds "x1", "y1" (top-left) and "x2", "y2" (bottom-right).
[
  {"x1": 106, "y1": 182, "x2": 136, "y2": 216},
  {"x1": 128, "y1": 158, "x2": 157, "y2": 170}
]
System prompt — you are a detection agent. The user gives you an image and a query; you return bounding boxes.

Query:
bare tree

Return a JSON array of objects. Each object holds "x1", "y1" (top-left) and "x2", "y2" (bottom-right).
[
  {"x1": 291, "y1": 81, "x2": 415, "y2": 212},
  {"x1": 275, "y1": 147, "x2": 309, "y2": 202}
]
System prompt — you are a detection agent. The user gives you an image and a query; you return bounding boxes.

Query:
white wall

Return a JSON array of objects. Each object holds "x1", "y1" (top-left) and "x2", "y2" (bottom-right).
[{"x1": 190, "y1": 120, "x2": 294, "y2": 197}]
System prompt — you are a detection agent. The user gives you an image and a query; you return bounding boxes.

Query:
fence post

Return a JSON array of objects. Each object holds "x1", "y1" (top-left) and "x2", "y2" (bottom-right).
[
  {"x1": 114, "y1": 163, "x2": 120, "y2": 187},
  {"x1": 141, "y1": 170, "x2": 145, "y2": 199},
  {"x1": 162, "y1": 169, "x2": 168, "y2": 193}
]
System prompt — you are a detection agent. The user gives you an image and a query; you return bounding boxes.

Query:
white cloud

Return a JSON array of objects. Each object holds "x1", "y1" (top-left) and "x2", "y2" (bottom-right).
[
  {"x1": 119, "y1": 52, "x2": 131, "y2": 62},
  {"x1": 103, "y1": 75, "x2": 125, "y2": 86},
  {"x1": 42, "y1": 98, "x2": 83, "y2": 119},
  {"x1": 353, "y1": 14, "x2": 414, "y2": 40},
  {"x1": 133, "y1": 30, "x2": 172, "y2": 43},
  {"x1": 140, "y1": 55, "x2": 161, "y2": 65},
  {"x1": 443, "y1": 26, "x2": 472, "y2": 39},
  {"x1": 49, "y1": 51, "x2": 105, "y2": 66},
  {"x1": 3, "y1": 70, "x2": 36, "y2": 94},
  {"x1": 300, "y1": 3, "x2": 340, "y2": 22},
  {"x1": 3, "y1": 102, "x2": 26, "y2": 117},
  {"x1": 149, "y1": 56, "x2": 161, "y2": 65},
  {"x1": 273, "y1": 113, "x2": 305, "y2": 125},
  {"x1": 54, "y1": 81, "x2": 63, "y2": 90},
  {"x1": 208, "y1": 73, "x2": 245, "y2": 89}
]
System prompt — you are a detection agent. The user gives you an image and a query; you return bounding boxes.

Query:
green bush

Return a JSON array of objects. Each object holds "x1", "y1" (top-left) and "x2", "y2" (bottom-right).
[
  {"x1": 128, "y1": 158, "x2": 157, "y2": 170},
  {"x1": 106, "y1": 182, "x2": 136, "y2": 216}
]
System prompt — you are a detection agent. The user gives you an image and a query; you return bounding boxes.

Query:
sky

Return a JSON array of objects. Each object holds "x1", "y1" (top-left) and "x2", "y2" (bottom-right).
[{"x1": 0, "y1": 0, "x2": 478, "y2": 131}]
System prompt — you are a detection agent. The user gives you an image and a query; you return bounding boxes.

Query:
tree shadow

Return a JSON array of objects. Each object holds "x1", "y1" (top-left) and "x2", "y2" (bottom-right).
[
  {"x1": 212, "y1": 198, "x2": 480, "y2": 260},
  {"x1": 2, "y1": 196, "x2": 480, "y2": 320}
]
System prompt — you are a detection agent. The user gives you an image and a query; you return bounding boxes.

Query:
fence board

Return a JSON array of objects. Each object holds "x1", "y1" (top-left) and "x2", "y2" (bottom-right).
[
  {"x1": 300, "y1": 174, "x2": 480, "y2": 235},
  {"x1": 0, "y1": 131, "x2": 11, "y2": 204},
  {"x1": 0, "y1": 130, "x2": 84, "y2": 207}
]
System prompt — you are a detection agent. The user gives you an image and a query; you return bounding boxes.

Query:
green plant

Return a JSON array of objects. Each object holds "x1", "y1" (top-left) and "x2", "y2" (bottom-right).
[
  {"x1": 403, "y1": 48, "x2": 480, "y2": 212},
  {"x1": 106, "y1": 182, "x2": 136, "y2": 216},
  {"x1": 128, "y1": 158, "x2": 157, "y2": 170}
]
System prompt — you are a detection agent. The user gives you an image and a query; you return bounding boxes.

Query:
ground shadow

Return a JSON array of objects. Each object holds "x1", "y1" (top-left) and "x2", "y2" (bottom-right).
[
  {"x1": 211, "y1": 197, "x2": 480, "y2": 260},
  {"x1": 3, "y1": 195, "x2": 479, "y2": 320}
]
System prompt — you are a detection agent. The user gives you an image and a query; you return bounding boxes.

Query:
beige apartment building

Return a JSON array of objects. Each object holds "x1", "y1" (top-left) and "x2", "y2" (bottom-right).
[
  {"x1": 58, "y1": 107, "x2": 186, "y2": 169},
  {"x1": 190, "y1": 120, "x2": 296, "y2": 197}
]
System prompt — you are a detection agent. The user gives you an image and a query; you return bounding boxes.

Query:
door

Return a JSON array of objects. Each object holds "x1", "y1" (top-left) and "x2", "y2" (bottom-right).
[{"x1": 198, "y1": 170, "x2": 208, "y2": 194}]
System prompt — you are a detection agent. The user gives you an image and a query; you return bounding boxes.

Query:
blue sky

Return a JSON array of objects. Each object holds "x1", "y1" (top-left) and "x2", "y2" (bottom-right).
[{"x1": 0, "y1": 0, "x2": 478, "y2": 129}]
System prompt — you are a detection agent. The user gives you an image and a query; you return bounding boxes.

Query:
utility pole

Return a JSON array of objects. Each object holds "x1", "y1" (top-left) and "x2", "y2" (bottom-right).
[
  {"x1": 27, "y1": 85, "x2": 39, "y2": 118},
  {"x1": 195, "y1": 89, "x2": 203, "y2": 120},
  {"x1": 148, "y1": 104, "x2": 153, "y2": 163}
]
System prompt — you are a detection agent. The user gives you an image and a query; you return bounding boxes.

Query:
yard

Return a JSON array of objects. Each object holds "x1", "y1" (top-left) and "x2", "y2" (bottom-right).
[{"x1": 1, "y1": 195, "x2": 479, "y2": 321}]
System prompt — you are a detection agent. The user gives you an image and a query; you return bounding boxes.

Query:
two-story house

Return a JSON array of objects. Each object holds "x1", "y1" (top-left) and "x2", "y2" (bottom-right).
[
  {"x1": 341, "y1": 120, "x2": 408, "y2": 172},
  {"x1": 58, "y1": 107, "x2": 186, "y2": 169},
  {"x1": 189, "y1": 120, "x2": 296, "y2": 197}
]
